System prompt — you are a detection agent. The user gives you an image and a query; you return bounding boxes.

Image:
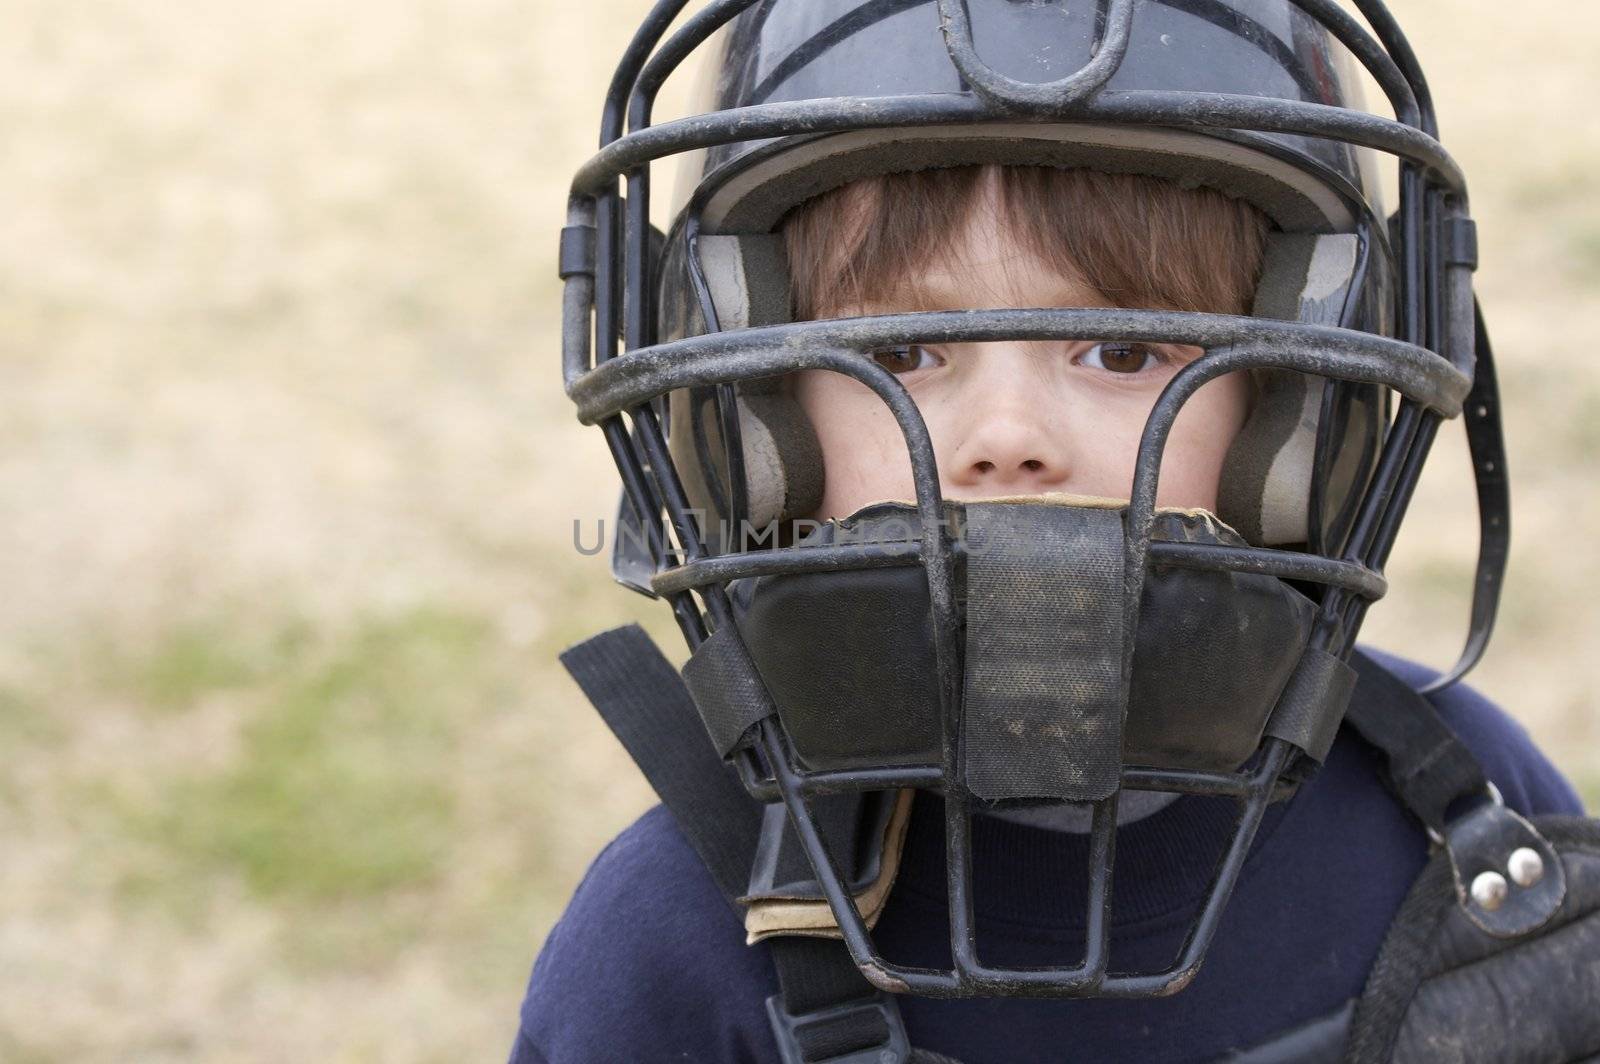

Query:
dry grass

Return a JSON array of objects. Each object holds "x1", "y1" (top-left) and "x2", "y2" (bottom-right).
[{"x1": 0, "y1": 0, "x2": 1595, "y2": 1059}]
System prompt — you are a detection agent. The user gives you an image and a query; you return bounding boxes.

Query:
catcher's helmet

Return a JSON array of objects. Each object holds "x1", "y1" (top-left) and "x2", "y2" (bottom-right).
[{"x1": 559, "y1": 0, "x2": 1507, "y2": 998}]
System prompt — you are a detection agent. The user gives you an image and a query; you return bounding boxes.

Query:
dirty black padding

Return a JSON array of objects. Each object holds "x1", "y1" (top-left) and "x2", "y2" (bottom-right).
[
  {"x1": 681, "y1": 622, "x2": 775, "y2": 757},
  {"x1": 961, "y1": 503, "x2": 1126, "y2": 802},
  {"x1": 735, "y1": 505, "x2": 1316, "y2": 779},
  {"x1": 1124, "y1": 513, "x2": 1314, "y2": 771},
  {"x1": 1345, "y1": 817, "x2": 1600, "y2": 1064},
  {"x1": 559, "y1": 624, "x2": 762, "y2": 909},
  {"x1": 1264, "y1": 645, "x2": 1357, "y2": 763},
  {"x1": 736, "y1": 558, "x2": 944, "y2": 772}
]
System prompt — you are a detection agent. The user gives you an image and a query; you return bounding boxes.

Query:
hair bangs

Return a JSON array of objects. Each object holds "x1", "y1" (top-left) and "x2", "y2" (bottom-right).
[{"x1": 781, "y1": 165, "x2": 1270, "y2": 321}]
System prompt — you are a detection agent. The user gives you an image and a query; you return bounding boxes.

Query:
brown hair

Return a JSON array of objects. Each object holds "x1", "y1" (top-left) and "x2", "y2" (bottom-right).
[{"x1": 782, "y1": 165, "x2": 1270, "y2": 320}]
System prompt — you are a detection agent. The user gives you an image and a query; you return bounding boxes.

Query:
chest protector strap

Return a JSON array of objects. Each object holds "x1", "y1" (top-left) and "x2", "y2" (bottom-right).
[
  {"x1": 1336, "y1": 656, "x2": 1600, "y2": 1064},
  {"x1": 560, "y1": 625, "x2": 939, "y2": 1064}
]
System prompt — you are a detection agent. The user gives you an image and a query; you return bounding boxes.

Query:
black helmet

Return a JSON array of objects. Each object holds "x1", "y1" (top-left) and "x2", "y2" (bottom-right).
[{"x1": 559, "y1": 0, "x2": 1506, "y2": 998}]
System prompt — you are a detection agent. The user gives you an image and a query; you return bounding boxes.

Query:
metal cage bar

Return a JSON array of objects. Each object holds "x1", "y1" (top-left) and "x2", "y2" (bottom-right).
[{"x1": 601, "y1": 327, "x2": 1450, "y2": 995}]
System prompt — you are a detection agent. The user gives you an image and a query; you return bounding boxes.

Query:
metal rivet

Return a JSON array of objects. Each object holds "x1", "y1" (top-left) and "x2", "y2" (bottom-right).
[
  {"x1": 1508, "y1": 847, "x2": 1545, "y2": 888},
  {"x1": 1471, "y1": 871, "x2": 1509, "y2": 911}
]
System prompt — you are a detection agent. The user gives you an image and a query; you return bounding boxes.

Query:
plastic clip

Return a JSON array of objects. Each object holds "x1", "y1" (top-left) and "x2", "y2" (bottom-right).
[
  {"x1": 766, "y1": 991, "x2": 911, "y2": 1064},
  {"x1": 559, "y1": 224, "x2": 596, "y2": 279}
]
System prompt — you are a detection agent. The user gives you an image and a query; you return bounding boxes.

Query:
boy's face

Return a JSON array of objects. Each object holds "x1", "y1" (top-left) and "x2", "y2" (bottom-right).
[{"x1": 793, "y1": 179, "x2": 1252, "y2": 523}]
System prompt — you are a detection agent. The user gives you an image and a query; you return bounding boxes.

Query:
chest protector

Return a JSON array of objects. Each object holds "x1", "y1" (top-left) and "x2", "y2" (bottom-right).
[{"x1": 561, "y1": 624, "x2": 1600, "y2": 1064}]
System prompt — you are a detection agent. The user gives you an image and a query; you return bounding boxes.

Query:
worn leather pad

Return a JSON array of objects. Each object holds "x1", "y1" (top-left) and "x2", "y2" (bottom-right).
[{"x1": 733, "y1": 501, "x2": 1313, "y2": 780}]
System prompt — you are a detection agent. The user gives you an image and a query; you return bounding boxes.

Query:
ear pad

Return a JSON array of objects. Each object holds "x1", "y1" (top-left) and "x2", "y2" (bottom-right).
[
  {"x1": 665, "y1": 383, "x2": 826, "y2": 544},
  {"x1": 1216, "y1": 367, "x2": 1322, "y2": 546},
  {"x1": 664, "y1": 234, "x2": 826, "y2": 540},
  {"x1": 738, "y1": 388, "x2": 826, "y2": 527},
  {"x1": 1216, "y1": 233, "x2": 1362, "y2": 545}
]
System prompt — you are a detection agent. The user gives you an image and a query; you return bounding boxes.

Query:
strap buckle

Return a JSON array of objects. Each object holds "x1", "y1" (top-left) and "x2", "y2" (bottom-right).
[{"x1": 765, "y1": 990, "x2": 911, "y2": 1064}]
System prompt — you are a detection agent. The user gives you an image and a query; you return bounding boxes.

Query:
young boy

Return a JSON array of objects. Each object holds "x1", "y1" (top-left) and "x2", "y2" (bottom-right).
[{"x1": 514, "y1": 2, "x2": 1592, "y2": 1061}]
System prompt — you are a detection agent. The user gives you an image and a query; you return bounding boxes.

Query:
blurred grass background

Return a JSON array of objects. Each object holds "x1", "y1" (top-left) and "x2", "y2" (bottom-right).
[{"x1": 0, "y1": 1, "x2": 1596, "y2": 1060}]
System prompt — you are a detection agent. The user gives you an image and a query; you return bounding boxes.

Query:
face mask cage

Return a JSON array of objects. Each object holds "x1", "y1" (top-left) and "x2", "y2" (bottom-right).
[{"x1": 558, "y1": 0, "x2": 1505, "y2": 998}]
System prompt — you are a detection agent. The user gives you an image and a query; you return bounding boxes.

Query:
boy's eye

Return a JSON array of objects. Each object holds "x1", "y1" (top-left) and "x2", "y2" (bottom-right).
[
  {"x1": 870, "y1": 345, "x2": 940, "y2": 374},
  {"x1": 1079, "y1": 342, "x2": 1161, "y2": 374}
]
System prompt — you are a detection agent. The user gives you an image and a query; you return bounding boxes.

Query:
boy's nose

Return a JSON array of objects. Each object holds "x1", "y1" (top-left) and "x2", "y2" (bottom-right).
[
  {"x1": 943, "y1": 367, "x2": 1072, "y2": 495},
  {"x1": 948, "y1": 426, "x2": 1070, "y2": 493}
]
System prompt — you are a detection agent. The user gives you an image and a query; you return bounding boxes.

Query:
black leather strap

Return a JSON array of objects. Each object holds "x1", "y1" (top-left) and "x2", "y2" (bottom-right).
[
  {"x1": 1420, "y1": 299, "x2": 1510, "y2": 694},
  {"x1": 1342, "y1": 652, "x2": 1489, "y2": 837},
  {"x1": 1344, "y1": 653, "x2": 1565, "y2": 938}
]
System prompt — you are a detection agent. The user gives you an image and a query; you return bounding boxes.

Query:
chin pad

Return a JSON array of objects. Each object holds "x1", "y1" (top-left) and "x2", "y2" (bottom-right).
[{"x1": 724, "y1": 500, "x2": 1316, "y2": 795}]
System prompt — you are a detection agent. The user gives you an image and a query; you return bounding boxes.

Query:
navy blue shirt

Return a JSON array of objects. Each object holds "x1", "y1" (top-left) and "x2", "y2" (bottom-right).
[{"x1": 509, "y1": 651, "x2": 1583, "y2": 1064}]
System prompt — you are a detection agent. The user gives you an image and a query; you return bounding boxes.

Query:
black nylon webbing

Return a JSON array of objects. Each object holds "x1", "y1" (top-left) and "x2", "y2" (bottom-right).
[
  {"x1": 962, "y1": 503, "x2": 1125, "y2": 801},
  {"x1": 795, "y1": 1012, "x2": 889, "y2": 1061},
  {"x1": 770, "y1": 937, "x2": 885, "y2": 1059},
  {"x1": 560, "y1": 624, "x2": 762, "y2": 907},
  {"x1": 561, "y1": 626, "x2": 889, "y2": 1058},
  {"x1": 681, "y1": 622, "x2": 774, "y2": 757},
  {"x1": 1265, "y1": 645, "x2": 1358, "y2": 763},
  {"x1": 1343, "y1": 652, "x2": 1489, "y2": 834},
  {"x1": 770, "y1": 936, "x2": 877, "y2": 1015}
]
